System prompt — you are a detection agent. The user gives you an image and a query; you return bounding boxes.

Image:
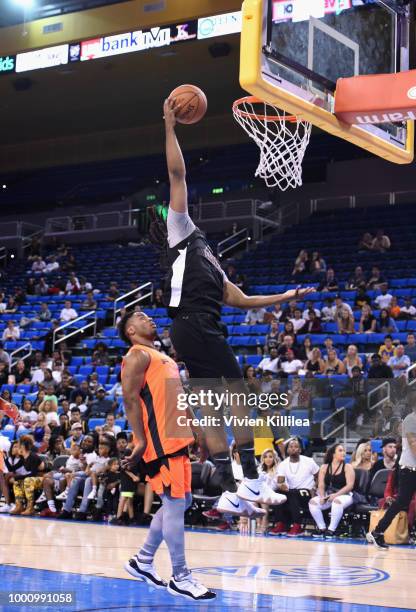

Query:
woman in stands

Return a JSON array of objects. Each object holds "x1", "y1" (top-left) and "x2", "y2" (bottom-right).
[
  {"x1": 278, "y1": 320, "x2": 296, "y2": 344},
  {"x1": 337, "y1": 307, "x2": 355, "y2": 334},
  {"x1": 359, "y1": 304, "x2": 377, "y2": 333},
  {"x1": 257, "y1": 448, "x2": 285, "y2": 534},
  {"x1": 351, "y1": 442, "x2": 373, "y2": 471},
  {"x1": 298, "y1": 335, "x2": 314, "y2": 361},
  {"x1": 323, "y1": 349, "x2": 345, "y2": 375},
  {"x1": 305, "y1": 348, "x2": 325, "y2": 375},
  {"x1": 10, "y1": 435, "x2": 45, "y2": 516},
  {"x1": 379, "y1": 308, "x2": 398, "y2": 334},
  {"x1": 31, "y1": 412, "x2": 51, "y2": 450},
  {"x1": 302, "y1": 310, "x2": 322, "y2": 334},
  {"x1": 309, "y1": 443, "x2": 355, "y2": 538},
  {"x1": 309, "y1": 251, "x2": 327, "y2": 276},
  {"x1": 291, "y1": 250, "x2": 308, "y2": 277},
  {"x1": 343, "y1": 345, "x2": 363, "y2": 377},
  {"x1": 243, "y1": 365, "x2": 261, "y2": 395}
]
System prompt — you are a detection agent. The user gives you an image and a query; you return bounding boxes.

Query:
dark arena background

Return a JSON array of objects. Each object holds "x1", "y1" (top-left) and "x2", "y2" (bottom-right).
[{"x1": 0, "y1": 1, "x2": 416, "y2": 611}]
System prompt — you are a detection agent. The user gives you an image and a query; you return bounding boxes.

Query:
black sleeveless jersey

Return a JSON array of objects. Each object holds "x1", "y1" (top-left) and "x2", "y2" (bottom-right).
[{"x1": 164, "y1": 228, "x2": 225, "y2": 320}]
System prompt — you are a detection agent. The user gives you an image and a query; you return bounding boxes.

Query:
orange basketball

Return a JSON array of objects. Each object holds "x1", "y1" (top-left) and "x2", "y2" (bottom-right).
[{"x1": 169, "y1": 84, "x2": 207, "y2": 125}]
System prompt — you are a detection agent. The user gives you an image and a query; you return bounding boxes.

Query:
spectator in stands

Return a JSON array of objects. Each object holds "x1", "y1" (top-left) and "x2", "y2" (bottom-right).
[
  {"x1": 2, "y1": 320, "x2": 20, "y2": 342},
  {"x1": 281, "y1": 300, "x2": 297, "y2": 323},
  {"x1": 92, "y1": 342, "x2": 109, "y2": 366},
  {"x1": 68, "y1": 407, "x2": 88, "y2": 434},
  {"x1": 258, "y1": 348, "x2": 279, "y2": 374},
  {"x1": 160, "y1": 328, "x2": 172, "y2": 354},
  {"x1": 69, "y1": 392, "x2": 88, "y2": 416},
  {"x1": 260, "y1": 371, "x2": 274, "y2": 394},
  {"x1": 65, "y1": 422, "x2": 85, "y2": 448},
  {"x1": 302, "y1": 310, "x2": 322, "y2": 334},
  {"x1": 277, "y1": 334, "x2": 299, "y2": 360},
  {"x1": 70, "y1": 380, "x2": 93, "y2": 405},
  {"x1": 323, "y1": 348, "x2": 345, "y2": 375},
  {"x1": 109, "y1": 373, "x2": 123, "y2": 398},
  {"x1": 321, "y1": 298, "x2": 336, "y2": 322},
  {"x1": 65, "y1": 273, "x2": 80, "y2": 295},
  {"x1": 346, "y1": 366, "x2": 367, "y2": 425},
  {"x1": 243, "y1": 365, "x2": 261, "y2": 394},
  {"x1": 0, "y1": 362, "x2": 9, "y2": 387},
  {"x1": 278, "y1": 321, "x2": 296, "y2": 344},
  {"x1": 372, "y1": 228, "x2": 391, "y2": 252},
  {"x1": 290, "y1": 308, "x2": 306, "y2": 333},
  {"x1": 309, "y1": 251, "x2": 326, "y2": 276},
  {"x1": 309, "y1": 443, "x2": 355, "y2": 538},
  {"x1": 57, "y1": 414, "x2": 71, "y2": 440},
  {"x1": 358, "y1": 232, "x2": 374, "y2": 251},
  {"x1": 399, "y1": 297, "x2": 415, "y2": 320},
  {"x1": 26, "y1": 277, "x2": 37, "y2": 295},
  {"x1": 367, "y1": 266, "x2": 386, "y2": 290},
  {"x1": 270, "y1": 438, "x2": 319, "y2": 536},
  {"x1": 335, "y1": 294, "x2": 353, "y2": 317},
  {"x1": 13, "y1": 287, "x2": 26, "y2": 307},
  {"x1": 351, "y1": 442, "x2": 373, "y2": 470},
  {"x1": 87, "y1": 387, "x2": 117, "y2": 419},
  {"x1": 107, "y1": 282, "x2": 119, "y2": 301},
  {"x1": 298, "y1": 336, "x2": 313, "y2": 361},
  {"x1": 405, "y1": 333, "x2": 416, "y2": 363},
  {"x1": 18, "y1": 399, "x2": 38, "y2": 430},
  {"x1": 264, "y1": 320, "x2": 280, "y2": 352},
  {"x1": 58, "y1": 434, "x2": 98, "y2": 519},
  {"x1": 291, "y1": 250, "x2": 308, "y2": 277},
  {"x1": 337, "y1": 308, "x2": 355, "y2": 334},
  {"x1": 30, "y1": 412, "x2": 50, "y2": 451},
  {"x1": 152, "y1": 288, "x2": 164, "y2": 308},
  {"x1": 302, "y1": 301, "x2": 320, "y2": 321},
  {"x1": 4, "y1": 297, "x2": 17, "y2": 314},
  {"x1": 45, "y1": 256, "x2": 60, "y2": 274},
  {"x1": 379, "y1": 309, "x2": 398, "y2": 334},
  {"x1": 31, "y1": 256, "x2": 46, "y2": 274},
  {"x1": 286, "y1": 377, "x2": 311, "y2": 409},
  {"x1": 37, "y1": 302, "x2": 52, "y2": 322},
  {"x1": 81, "y1": 291, "x2": 97, "y2": 311},
  {"x1": 104, "y1": 413, "x2": 121, "y2": 436},
  {"x1": 389, "y1": 296, "x2": 401, "y2": 319},
  {"x1": 60, "y1": 300, "x2": 78, "y2": 323},
  {"x1": 11, "y1": 359, "x2": 30, "y2": 384},
  {"x1": 0, "y1": 293, "x2": 6, "y2": 312},
  {"x1": 346, "y1": 266, "x2": 367, "y2": 290},
  {"x1": 62, "y1": 252, "x2": 77, "y2": 273},
  {"x1": 369, "y1": 438, "x2": 397, "y2": 480},
  {"x1": 245, "y1": 307, "x2": 266, "y2": 325},
  {"x1": 343, "y1": 345, "x2": 363, "y2": 376},
  {"x1": 31, "y1": 361, "x2": 48, "y2": 385},
  {"x1": 388, "y1": 344, "x2": 410, "y2": 378},
  {"x1": 374, "y1": 284, "x2": 393, "y2": 310},
  {"x1": 368, "y1": 353, "x2": 394, "y2": 379},
  {"x1": 353, "y1": 288, "x2": 369, "y2": 313},
  {"x1": 278, "y1": 349, "x2": 303, "y2": 377},
  {"x1": 318, "y1": 268, "x2": 339, "y2": 292},
  {"x1": 359, "y1": 304, "x2": 377, "y2": 334},
  {"x1": 305, "y1": 348, "x2": 325, "y2": 375},
  {"x1": 38, "y1": 399, "x2": 59, "y2": 428},
  {"x1": 27, "y1": 237, "x2": 42, "y2": 261},
  {"x1": 35, "y1": 277, "x2": 49, "y2": 296},
  {"x1": 235, "y1": 273, "x2": 249, "y2": 294},
  {"x1": 269, "y1": 303, "x2": 283, "y2": 322},
  {"x1": 9, "y1": 435, "x2": 45, "y2": 516}
]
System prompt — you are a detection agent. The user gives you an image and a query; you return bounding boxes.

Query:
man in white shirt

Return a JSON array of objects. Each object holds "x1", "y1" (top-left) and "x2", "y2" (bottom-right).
[
  {"x1": 245, "y1": 307, "x2": 266, "y2": 325},
  {"x1": 258, "y1": 348, "x2": 279, "y2": 374},
  {"x1": 321, "y1": 299, "x2": 336, "y2": 322},
  {"x1": 279, "y1": 349, "x2": 303, "y2": 375},
  {"x1": 334, "y1": 295, "x2": 353, "y2": 317},
  {"x1": 31, "y1": 257, "x2": 46, "y2": 273},
  {"x1": 290, "y1": 308, "x2": 306, "y2": 333},
  {"x1": 374, "y1": 284, "x2": 393, "y2": 310},
  {"x1": 302, "y1": 301, "x2": 321, "y2": 321},
  {"x1": 401, "y1": 297, "x2": 416, "y2": 318},
  {"x1": 45, "y1": 256, "x2": 60, "y2": 274},
  {"x1": 60, "y1": 300, "x2": 78, "y2": 322},
  {"x1": 31, "y1": 362, "x2": 48, "y2": 384},
  {"x1": 104, "y1": 413, "x2": 121, "y2": 436},
  {"x1": 388, "y1": 345, "x2": 411, "y2": 378},
  {"x1": 2, "y1": 321, "x2": 20, "y2": 341},
  {"x1": 271, "y1": 438, "x2": 319, "y2": 537}
]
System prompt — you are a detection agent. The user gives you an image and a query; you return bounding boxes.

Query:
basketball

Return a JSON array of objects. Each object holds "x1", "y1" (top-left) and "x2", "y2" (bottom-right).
[{"x1": 169, "y1": 84, "x2": 207, "y2": 125}]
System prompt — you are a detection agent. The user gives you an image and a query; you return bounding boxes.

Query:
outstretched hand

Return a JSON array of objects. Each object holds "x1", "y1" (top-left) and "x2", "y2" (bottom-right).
[
  {"x1": 283, "y1": 286, "x2": 316, "y2": 302},
  {"x1": 163, "y1": 98, "x2": 179, "y2": 129}
]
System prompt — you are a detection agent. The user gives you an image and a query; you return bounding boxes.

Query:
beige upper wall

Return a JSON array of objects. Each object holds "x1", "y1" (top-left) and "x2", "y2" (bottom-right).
[{"x1": 0, "y1": 0, "x2": 242, "y2": 55}]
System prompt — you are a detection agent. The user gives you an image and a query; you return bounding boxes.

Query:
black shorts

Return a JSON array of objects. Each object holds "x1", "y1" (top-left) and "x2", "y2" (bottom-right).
[{"x1": 170, "y1": 312, "x2": 243, "y2": 381}]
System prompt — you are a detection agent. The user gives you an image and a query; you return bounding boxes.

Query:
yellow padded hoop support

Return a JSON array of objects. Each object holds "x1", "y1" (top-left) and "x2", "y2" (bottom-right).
[{"x1": 239, "y1": 0, "x2": 414, "y2": 165}]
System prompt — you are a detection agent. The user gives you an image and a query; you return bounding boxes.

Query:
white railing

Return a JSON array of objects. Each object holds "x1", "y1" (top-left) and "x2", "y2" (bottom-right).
[
  {"x1": 53, "y1": 311, "x2": 97, "y2": 351},
  {"x1": 113, "y1": 282, "x2": 153, "y2": 326},
  {"x1": 10, "y1": 342, "x2": 32, "y2": 368},
  {"x1": 217, "y1": 228, "x2": 251, "y2": 259},
  {"x1": 367, "y1": 381, "x2": 390, "y2": 413},
  {"x1": 406, "y1": 362, "x2": 416, "y2": 386},
  {"x1": 0, "y1": 246, "x2": 7, "y2": 266},
  {"x1": 320, "y1": 406, "x2": 347, "y2": 447}
]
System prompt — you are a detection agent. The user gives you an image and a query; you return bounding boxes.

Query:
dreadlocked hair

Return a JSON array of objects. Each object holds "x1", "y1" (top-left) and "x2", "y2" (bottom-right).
[{"x1": 148, "y1": 206, "x2": 169, "y2": 269}]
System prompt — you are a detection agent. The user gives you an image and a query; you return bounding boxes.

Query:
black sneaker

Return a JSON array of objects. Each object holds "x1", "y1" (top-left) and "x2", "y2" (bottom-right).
[
  {"x1": 75, "y1": 511, "x2": 87, "y2": 521},
  {"x1": 124, "y1": 556, "x2": 167, "y2": 589},
  {"x1": 324, "y1": 529, "x2": 336, "y2": 539},
  {"x1": 110, "y1": 517, "x2": 125, "y2": 526},
  {"x1": 311, "y1": 529, "x2": 325, "y2": 538},
  {"x1": 366, "y1": 531, "x2": 389, "y2": 550},
  {"x1": 58, "y1": 510, "x2": 73, "y2": 520},
  {"x1": 137, "y1": 513, "x2": 153, "y2": 525}
]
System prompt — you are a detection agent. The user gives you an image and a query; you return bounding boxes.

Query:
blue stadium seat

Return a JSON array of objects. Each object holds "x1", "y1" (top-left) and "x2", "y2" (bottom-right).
[
  {"x1": 312, "y1": 397, "x2": 331, "y2": 411},
  {"x1": 88, "y1": 418, "x2": 105, "y2": 430},
  {"x1": 16, "y1": 384, "x2": 32, "y2": 394},
  {"x1": 79, "y1": 366, "x2": 93, "y2": 376},
  {"x1": 245, "y1": 355, "x2": 262, "y2": 367}
]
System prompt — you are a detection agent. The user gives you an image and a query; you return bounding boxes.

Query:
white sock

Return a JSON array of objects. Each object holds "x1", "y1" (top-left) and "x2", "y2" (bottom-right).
[
  {"x1": 48, "y1": 500, "x2": 56, "y2": 512},
  {"x1": 328, "y1": 501, "x2": 344, "y2": 532}
]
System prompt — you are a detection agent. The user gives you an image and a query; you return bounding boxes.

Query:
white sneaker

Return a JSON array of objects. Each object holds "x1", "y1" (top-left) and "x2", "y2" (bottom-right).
[
  {"x1": 36, "y1": 492, "x2": 47, "y2": 504},
  {"x1": 0, "y1": 504, "x2": 12, "y2": 513},
  {"x1": 167, "y1": 573, "x2": 216, "y2": 601},
  {"x1": 124, "y1": 556, "x2": 167, "y2": 589},
  {"x1": 87, "y1": 489, "x2": 97, "y2": 500},
  {"x1": 237, "y1": 478, "x2": 287, "y2": 505},
  {"x1": 56, "y1": 490, "x2": 68, "y2": 501},
  {"x1": 217, "y1": 492, "x2": 266, "y2": 517}
]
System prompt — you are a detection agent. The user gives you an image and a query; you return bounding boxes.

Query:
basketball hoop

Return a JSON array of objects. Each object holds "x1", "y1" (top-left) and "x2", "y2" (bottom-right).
[{"x1": 232, "y1": 96, "x2": 312, "y2": 191}]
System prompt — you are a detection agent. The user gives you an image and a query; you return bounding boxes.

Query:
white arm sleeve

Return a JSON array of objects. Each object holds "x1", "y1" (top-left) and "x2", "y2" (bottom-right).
[{"x1": 167, "y1": 208, "x2": 196, "y2": 248}]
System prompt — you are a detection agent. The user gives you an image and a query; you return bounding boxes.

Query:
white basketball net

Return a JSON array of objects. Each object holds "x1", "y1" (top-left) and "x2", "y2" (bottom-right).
[{"x1": 233, "y1": 99, "x2": 312, "y2": 191}]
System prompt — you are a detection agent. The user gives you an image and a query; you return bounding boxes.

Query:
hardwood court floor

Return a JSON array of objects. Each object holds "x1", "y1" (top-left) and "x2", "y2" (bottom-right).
[{"x1": 0, "y1": 515, "x2": 415, "y2": 611}]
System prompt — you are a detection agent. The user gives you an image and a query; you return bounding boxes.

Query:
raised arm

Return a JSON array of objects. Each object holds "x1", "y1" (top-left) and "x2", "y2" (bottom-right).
[
  {"x1": 223, "y1": 280, "x2": 315, "y2": 309},
  {"x1": 164, "y1": 98, "x2": 187, "y2": 214},
  {"x1": 121, "y1": 349, "x2": 149, "y2": 466}
]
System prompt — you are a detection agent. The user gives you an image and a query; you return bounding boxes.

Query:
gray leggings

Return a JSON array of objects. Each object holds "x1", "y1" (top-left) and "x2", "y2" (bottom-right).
[{"x1": 138, "y1": 491, "x2": 192, "y2": 578}]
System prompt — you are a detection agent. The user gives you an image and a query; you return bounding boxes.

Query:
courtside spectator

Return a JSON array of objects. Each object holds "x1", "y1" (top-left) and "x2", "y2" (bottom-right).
[
  {"x1": 257, "y1": 449, "x2": 285, "y2": 534},
  {"x1": 60, "y1": 300, "x2": 78, "y2": 323},
  {"x1": 10, "y1": 436, "x2": 45, "y2": 516},
  {"x1": 351, "y1": 442, "x2": 373, "y2": 470},
  {"x1": 369, "y1": 438, "x2": 397, "y2": 480}
]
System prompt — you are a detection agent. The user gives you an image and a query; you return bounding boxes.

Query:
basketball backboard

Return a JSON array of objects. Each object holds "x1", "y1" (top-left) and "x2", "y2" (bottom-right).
[{"x1": 239, "y1": 0, "x2": 414, "y2": 163}]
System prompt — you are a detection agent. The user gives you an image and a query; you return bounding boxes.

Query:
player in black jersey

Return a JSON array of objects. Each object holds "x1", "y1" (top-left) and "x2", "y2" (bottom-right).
[{"x1": 150, "y1": 99, "x2": 315, "y2": 516}]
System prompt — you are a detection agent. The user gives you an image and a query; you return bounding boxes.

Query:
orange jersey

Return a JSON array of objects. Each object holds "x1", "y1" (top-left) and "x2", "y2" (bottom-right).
[{"x1": 122, "y1": 344, "x2": 193, "y2": 463}]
